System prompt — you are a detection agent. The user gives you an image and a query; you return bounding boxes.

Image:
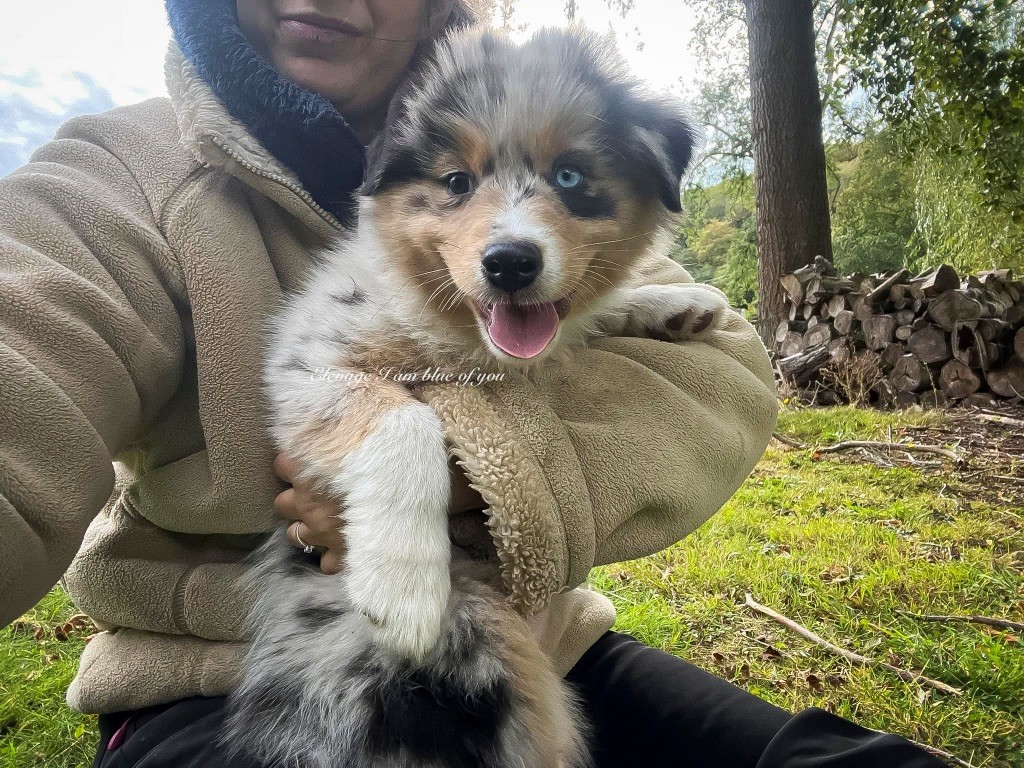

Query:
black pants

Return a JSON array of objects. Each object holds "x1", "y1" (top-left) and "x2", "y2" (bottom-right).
[{"x1": 93, "y1": 632, "x2": 943, "y2": 768}]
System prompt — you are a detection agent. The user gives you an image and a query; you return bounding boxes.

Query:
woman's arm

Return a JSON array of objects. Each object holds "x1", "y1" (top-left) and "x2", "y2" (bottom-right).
[
  {"x1": 264, "y1": 253, "x2": 774, "y2": 617},
  {"x1": 0, "y1": 125, "x2": 186, "y2": 625},
  {"x1": 421, "y1": 254, "x2": 777, "y2": 614}
]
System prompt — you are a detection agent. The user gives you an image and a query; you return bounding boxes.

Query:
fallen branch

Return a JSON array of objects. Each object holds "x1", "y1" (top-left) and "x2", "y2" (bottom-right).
[
  {"x1": 771, "y1": 432, "x2": 806, "y2": 449},
  {"x1": 744, "y1": 594, "x2": 962, "y2": 696},
  {"x1": 816, "y1": 440, "x2": 961, "y2": 463},
  {"x1": 974, "y1": 412, "x2": 1024, "y2": 429},
  {"x1": 917, "y1": 744, "x2": 979, "y2": 768},
  {"x1": 897, "y1": 611, "x2": 1024, "y2": 633}
]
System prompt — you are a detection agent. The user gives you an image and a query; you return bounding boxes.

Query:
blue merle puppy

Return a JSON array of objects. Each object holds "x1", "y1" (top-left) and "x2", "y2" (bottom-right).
[{"x1": 224, "y1": 24, "x2": 725, "y2": 768}]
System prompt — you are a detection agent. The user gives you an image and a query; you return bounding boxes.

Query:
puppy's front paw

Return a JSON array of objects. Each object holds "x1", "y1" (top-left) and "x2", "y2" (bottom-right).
[
  {"x1": 627, "y1": 285, "x2": 730, "y2": 342},
  {"x1": 350, "y1": 559, "x2": 450, "y2": 661}
]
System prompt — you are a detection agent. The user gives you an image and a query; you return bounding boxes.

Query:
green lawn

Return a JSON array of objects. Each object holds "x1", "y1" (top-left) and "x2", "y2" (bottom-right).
[
  {"x1": 2, "y1": 407, "x2": 1021, "y2": 767},
  {"x1": 1, "y1": 590, "x2": 96, "y2": 767}
]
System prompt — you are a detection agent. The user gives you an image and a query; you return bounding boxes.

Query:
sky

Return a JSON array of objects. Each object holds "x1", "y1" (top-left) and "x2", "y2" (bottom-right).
[{"x1": 0, "y1": 1, "x2": 698, "y2": 175}]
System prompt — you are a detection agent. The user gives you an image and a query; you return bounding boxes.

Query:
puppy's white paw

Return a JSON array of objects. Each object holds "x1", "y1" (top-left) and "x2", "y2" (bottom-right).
[
  {"x1": 626, "y1": 284, "x2": 730, "y2": 342},
  {"x1": 349, "y1": 557, "x2": 450, "y2": 661}
]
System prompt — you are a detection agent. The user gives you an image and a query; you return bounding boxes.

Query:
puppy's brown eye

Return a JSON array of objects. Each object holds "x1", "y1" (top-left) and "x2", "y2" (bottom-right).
[{"x1": 444, "y1": 172, "x2": 473, "y2": 196}]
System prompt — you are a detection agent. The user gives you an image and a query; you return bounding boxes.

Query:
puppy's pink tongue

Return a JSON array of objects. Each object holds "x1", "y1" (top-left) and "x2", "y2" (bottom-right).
[{"x1": 487, "y1": 302, "x2": 559, "y2": 359}]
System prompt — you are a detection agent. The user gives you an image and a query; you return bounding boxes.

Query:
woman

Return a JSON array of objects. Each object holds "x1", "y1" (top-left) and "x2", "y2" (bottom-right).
[{"x1": 0, "y1": 1, "x2": 941, "y2": 766}]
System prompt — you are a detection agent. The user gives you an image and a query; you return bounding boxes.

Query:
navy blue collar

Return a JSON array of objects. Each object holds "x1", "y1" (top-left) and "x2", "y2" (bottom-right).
[{"x1": 166, "y1": 0, "x2": 365, "y2": 223}]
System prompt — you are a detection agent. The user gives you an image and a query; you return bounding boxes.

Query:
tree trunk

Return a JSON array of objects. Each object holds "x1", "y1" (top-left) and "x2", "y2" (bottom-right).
[{"x1": 746, "y1": 0, "x2": 833, "y2": 346}]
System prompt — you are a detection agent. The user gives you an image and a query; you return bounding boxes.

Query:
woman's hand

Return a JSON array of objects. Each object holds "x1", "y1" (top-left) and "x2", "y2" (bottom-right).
[{"x1": 273, "y1": 452, "x2": 485, "y2": 575}]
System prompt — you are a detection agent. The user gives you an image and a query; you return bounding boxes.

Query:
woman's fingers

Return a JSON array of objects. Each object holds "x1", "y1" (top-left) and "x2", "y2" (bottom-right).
[
  {"x1": 285, "y1": 520, "x2": 344, "y2": 575},
  {"x1": 273, "y1": 451, "x2": 486, "y2": 574},
  {"x1": 286, "y1": 520, "x2": 313, "y2": 549},
  {"x1": 273, "y1": 452, "x2": 301, "y2": 484},
  {"x1": 274, "y1": 452, "x2": 347, "y2": 574},
  {"x1": 277, "y1": 491, "x2": 346, "y2": 547},
  {"x1": 273, "y1": 486, "x2": 299, "y2": 518},
  {"x1": 319, "y1": 549, "x2": 344, "y2": 576}
]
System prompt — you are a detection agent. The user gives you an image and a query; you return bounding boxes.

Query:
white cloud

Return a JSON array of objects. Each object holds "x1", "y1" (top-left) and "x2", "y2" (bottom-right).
[{"x1": 0, "y1": 0, "x2": 171, "y2": 109}]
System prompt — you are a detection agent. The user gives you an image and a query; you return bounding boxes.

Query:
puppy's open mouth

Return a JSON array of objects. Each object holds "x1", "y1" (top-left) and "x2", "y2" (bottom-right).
[{"x1": 476, "y1": 298, "x2": 571, "y2": 360}]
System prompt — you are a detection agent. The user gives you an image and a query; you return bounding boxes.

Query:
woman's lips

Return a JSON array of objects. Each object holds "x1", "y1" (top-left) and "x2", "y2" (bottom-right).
[{"x1": 279, "y1": 16, "x2": 364, "y2": 44}]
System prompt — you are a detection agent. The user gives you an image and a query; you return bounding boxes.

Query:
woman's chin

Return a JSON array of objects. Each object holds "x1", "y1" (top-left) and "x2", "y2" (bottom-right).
[{"x1": 275, "y1": 55, "x2": 366, "y2": 102}]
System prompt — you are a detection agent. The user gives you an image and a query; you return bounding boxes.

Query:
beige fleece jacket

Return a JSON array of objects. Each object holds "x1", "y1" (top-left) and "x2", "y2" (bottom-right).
[{"x1": 0, "y1": 46, "x2": 778, "y2": 715}]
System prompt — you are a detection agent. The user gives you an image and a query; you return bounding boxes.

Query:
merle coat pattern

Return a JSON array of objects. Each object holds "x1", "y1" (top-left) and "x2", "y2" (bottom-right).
[{"x1": 224, "y1": 26, "x2": 730, "y2": 768}]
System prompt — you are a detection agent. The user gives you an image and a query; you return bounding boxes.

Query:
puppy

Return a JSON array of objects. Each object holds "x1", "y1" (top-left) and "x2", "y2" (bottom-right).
[{"x1": 225, "y1": 25, "x2": 731, "y2": 768}]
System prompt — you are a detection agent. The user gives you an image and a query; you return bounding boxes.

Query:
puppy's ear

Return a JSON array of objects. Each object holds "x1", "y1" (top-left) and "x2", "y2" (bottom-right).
[
  {"x1": 627, "y1": 101, "x2": 695, "y2": 213},
  {"x1": 361, "y1": 138, "x2": 421, "y2": 197},
  {"x1": 361, "y1": 81, "x2": 423, "y2": 197}
]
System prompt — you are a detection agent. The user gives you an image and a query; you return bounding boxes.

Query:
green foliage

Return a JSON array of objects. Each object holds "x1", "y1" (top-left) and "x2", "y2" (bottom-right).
[
  {"x1": 716, "y1": 216, "x2": 758, "y2": 311},
  {"x1": 914, "y1": 145, "x2": 1024, "y2": 273},
  {"x1": 830, "y1": 132, "x2": 921, "y2": 274},
  {"x1": 677, "y1": 176, "x2": 757, "y2": 310},
  {"x1": 841, "y1": 0, "x2": 1024, "y2": 210},
  {"x1": 686, "y1": 219, "x2": 734, "y2": 283},
  {"x1": 683, "y1": 0, "x2": 1024, "y2": 295}
]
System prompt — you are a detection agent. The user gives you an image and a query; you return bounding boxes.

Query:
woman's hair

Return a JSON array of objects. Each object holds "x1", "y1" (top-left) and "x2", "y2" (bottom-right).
[
  {"x1": 408, "y1": 0, "x2": 478, "y2": 80},
  {"x1": 445, "y1": 0, "x2": 478, "y2": 30},
  {"x1": 423, "y1": 0, "x2": 477, "y2": 40}
]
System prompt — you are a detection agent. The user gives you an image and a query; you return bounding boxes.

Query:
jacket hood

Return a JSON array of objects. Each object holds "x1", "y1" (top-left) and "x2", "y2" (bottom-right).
[{"x1": 165, "y1": 0, "x2": 365, "y2": 222}]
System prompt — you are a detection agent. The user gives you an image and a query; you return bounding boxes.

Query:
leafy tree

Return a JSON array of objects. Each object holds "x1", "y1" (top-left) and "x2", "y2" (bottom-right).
[
  {"x1": 688, "y1": 0, "x2": 861, "y2": 182},
  {"x1": 830, "y1": 132, "x2": 920, "y2": 274},
  {"x1": 841, "y1": 0, "x2": 1024, "y2": 209},
  {"x1": 716, "y1": 217, "x2": 758, "y2": 313},
  {"x1": 675, "y1": 177, "x2": 757, "y2": 310},
  {"x1": 913, "y1": 147, "x2": 1024, "y2": 273},
  {"x1": 840, "y1": 0, "x2": 1024, "y2": 273},
  {"x1": 684, "y1": 219, "x2": 735, "y2": 283}
]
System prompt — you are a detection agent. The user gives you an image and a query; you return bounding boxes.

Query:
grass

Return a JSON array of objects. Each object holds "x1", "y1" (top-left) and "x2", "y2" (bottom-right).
[
  {"x1": 1, "y1": 590, "x2": 96, "y2": 767},
  {"x1": 1, "y1": 406, "x2": 1021, "y2": 767},
  {"x1": 594, "y1": 406, "x2": 1023, "y2": 768}
]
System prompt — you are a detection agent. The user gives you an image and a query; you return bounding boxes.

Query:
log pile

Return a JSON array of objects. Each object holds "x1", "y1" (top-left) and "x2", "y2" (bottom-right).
[{"x1": 775, "y1": 257, "x2": 1024, "y2": 407}]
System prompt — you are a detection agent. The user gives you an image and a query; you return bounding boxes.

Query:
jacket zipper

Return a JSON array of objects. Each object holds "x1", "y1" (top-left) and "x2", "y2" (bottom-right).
[{"x1": 209, "y1": 137, "x2": 345, "y2": 232}]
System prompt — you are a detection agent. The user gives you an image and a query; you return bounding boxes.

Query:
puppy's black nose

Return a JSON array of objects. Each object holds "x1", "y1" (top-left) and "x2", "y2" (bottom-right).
[{"x1": 482, "y1": 241, "x2": 542, "y2": 293}]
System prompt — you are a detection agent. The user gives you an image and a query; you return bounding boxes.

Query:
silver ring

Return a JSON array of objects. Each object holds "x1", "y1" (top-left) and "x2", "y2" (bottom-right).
[{"x1": 290, "y1": 522, "x2": 316, "y2": 554}]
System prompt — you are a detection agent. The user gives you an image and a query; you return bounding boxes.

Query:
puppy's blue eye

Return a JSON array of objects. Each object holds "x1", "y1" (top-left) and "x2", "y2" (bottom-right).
[
  {"x1": 445, "y1": 172, "x2": 473, "y2": 196},
  {"x1": 555, "y1": 165, "x2": 584, "y2": 189}
]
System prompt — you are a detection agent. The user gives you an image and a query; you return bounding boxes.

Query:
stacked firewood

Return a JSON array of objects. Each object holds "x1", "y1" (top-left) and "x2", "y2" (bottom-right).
[{"x1": 776, "y1": 256, "x2": 1024, "y2": 407}]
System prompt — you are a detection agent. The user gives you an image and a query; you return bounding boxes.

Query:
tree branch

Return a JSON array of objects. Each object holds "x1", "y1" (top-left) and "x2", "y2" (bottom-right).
[
  {"x1": 744, "y1": 594, "x2": 963, "y2": 696},
  {"x1": 816, "y1": 440, "x2": 960, "y2": 463},
  {"x1": 897, "y1": 611, "x2": 1024, "y2": 634}
]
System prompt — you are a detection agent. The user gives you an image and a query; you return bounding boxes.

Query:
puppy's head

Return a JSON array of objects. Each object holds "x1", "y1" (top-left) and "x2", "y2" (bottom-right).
[{"x1": 361, "y1": 27, "x2": 694, "y2": 363}]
